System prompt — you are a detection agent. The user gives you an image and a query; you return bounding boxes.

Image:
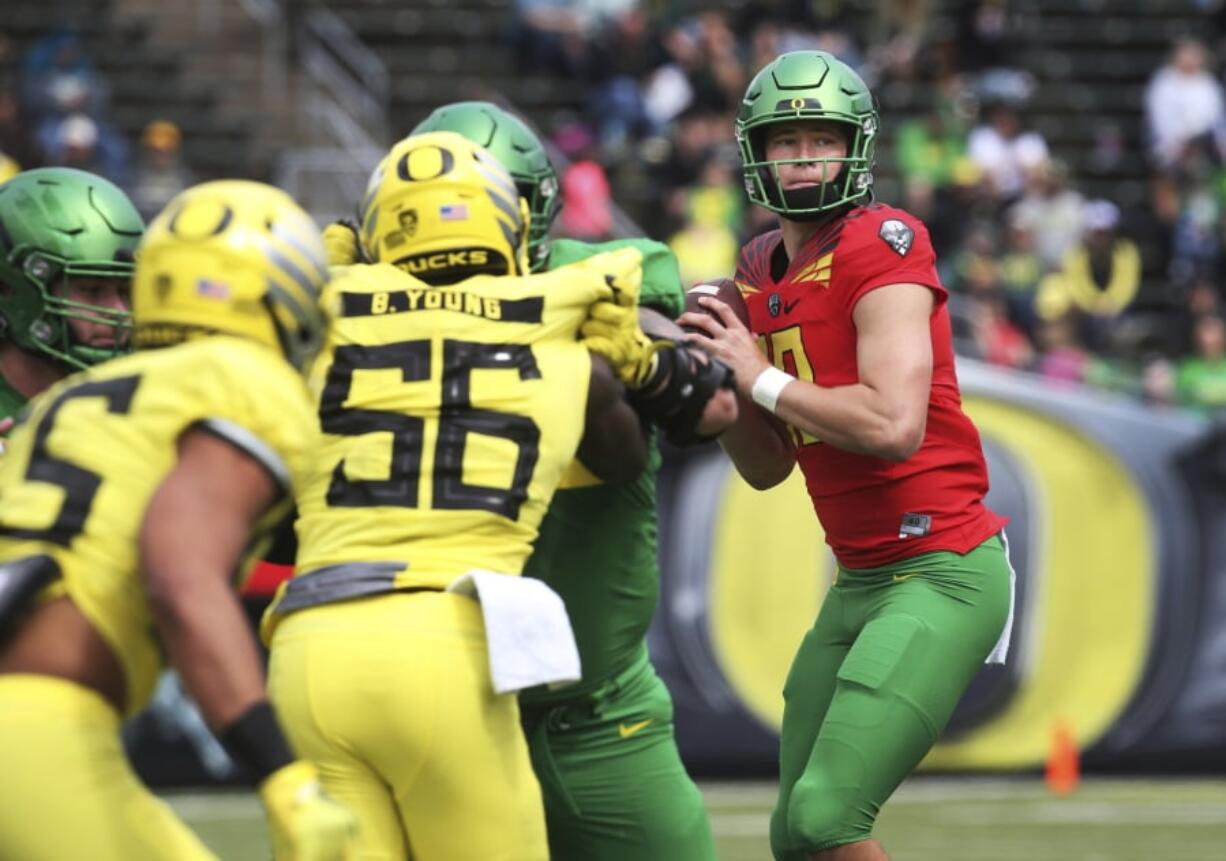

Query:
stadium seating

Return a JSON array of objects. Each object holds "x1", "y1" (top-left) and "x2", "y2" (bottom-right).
[
  {"x1": 312, "y1": 0, "x2": 1217, "y2": 217},
  {"x1": 6, "y1": 0, "x2": 257, "y2": 180}
]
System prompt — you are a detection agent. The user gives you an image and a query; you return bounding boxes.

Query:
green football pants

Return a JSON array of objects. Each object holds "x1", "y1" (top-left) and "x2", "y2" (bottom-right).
[
  {"x1": 772, "y1": 534, "x2": 1013, "y2": 858},
  {"x1": 520, "y1": 649, "x2": 716, "y2": 861}
]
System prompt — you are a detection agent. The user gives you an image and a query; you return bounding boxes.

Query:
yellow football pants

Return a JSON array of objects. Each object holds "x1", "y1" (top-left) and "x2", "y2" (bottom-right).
[
  {"x1": 268, "y1": 591, "x2": 549, "y2": 861},
  {"x1": 0, "y1": 674, "x2": 217, "y2": 860}
]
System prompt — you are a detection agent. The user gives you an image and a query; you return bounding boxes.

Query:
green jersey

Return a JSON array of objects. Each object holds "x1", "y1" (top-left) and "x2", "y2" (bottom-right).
[
  {"x1": 549, "y1": 238, "x2": 685, "y2": 318},
  {"x1": 520, "y1": 237, "x2": 684, "y2": 704},
  {"x1": 0, "y1": 375, "x2": 26, "y2": 424}
]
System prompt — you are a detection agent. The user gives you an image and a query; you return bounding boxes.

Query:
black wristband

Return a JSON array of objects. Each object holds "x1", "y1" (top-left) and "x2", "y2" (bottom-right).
[{"x1": 218, "y1": 701, "x2": 296, "y2": 783}]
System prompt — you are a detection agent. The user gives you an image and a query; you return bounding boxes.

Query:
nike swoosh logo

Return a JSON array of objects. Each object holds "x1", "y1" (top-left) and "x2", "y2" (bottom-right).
[
  {"x1": 892, "y1": 572, "x2": 918, "y2": 582},
  {"x1": 618, "y1": 719, "x2": 653, "y2": 739},
  {"x1": 783, "y1": 299, "x2": 800, "y2": 314}
]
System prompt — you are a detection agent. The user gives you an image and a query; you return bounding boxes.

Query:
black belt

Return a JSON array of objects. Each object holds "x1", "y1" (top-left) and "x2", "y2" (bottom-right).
[
  {"x1": 276, "y1": 561, "x2": 408, "y2": 613},
  {"x1": 0, "y1": 555, "x2": 60, "y2": 635}
]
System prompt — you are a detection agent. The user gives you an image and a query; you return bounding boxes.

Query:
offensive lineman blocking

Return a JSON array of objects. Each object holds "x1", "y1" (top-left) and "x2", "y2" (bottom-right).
[{"x1": 410, "y1": 100, "x2": 736, "y2": 861}]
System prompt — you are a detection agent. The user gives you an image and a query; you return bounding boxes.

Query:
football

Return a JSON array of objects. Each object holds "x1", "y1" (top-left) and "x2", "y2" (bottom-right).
[{"x1": 682, "y1": 278, "x2": 751, "y2": 332}]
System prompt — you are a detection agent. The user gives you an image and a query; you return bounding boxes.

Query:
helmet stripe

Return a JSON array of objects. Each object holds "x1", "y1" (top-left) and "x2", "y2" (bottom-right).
[
  {"x1": 484, "y1": 188, "x2": 523, "y2": 234},
  {"x1": 271, "y1": 225, "x2": 329, "y2": 283},
  {"x1": 264, "y1": 276, "x2": 320, "y2": 333},
  {"x1": 264, "y1": 244, "x2": 323, "y2": 304},
  {"x1": 473, "y1": 162, "x2": 520, "y2": 206},
  {"x1": 260, "y1": 285, "x2": 303, "y2": 370},
  {"x1": 497, "y1": 220, "x2": 518, "y2": 254}
]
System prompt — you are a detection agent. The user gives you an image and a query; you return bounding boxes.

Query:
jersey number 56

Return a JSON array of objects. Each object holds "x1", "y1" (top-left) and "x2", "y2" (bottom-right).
[{"x1": 320, "y1": 338, "x2": 541, "y2": 520}]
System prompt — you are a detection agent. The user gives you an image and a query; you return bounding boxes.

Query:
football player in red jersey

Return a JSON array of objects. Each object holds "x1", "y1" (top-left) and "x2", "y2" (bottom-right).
[{"x1": 681, "y1": 51, "x2": 1014, "y2": 861}]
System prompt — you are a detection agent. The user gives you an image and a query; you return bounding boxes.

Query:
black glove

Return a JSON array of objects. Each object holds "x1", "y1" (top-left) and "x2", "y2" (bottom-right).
[{"x1": 629, "y1": 342, "x2": 734, "y2": 446}]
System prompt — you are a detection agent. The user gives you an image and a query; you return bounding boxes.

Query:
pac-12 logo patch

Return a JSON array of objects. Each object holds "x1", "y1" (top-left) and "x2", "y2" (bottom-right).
[
  {"x1": 879, "y1": 219, "x2": 914, "y2": 256},
  {"x1": 768, "y1": 293, "x2": 782, "y2": 316}
]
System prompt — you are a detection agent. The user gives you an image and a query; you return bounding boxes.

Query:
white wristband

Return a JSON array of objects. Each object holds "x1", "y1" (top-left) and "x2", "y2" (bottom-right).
[{"x1": 750, "y1": 367, "x2": 795, "y2": 413}]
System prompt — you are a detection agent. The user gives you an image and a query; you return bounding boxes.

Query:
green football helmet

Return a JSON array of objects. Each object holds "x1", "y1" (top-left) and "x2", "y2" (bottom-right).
[
  {"x1": 411, "y1": 101, "x2": 560, "y2": 271},
  {"x1": 736, "y1": 51, "x2": 879, "y2": 219},
  {"x1": 0, "y1": 167, "x2": 144, "y2": 368}
]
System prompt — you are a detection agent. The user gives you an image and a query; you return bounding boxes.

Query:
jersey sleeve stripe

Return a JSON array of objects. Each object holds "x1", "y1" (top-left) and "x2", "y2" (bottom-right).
[{"x1": 197, "y1": 418, "x2": 292, "y2": 490}]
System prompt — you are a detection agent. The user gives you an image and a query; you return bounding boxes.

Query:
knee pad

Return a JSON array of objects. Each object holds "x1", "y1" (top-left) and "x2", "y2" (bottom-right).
[
  {"x1": 784, "y1": 769, "x2": 873, "y2": 853},
  {"x1": 769, "y1": 804, "x2": 810, "y2": 861}
]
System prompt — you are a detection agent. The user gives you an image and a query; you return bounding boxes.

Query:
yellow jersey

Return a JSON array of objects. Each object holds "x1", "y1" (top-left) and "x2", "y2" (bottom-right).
[
  {"x1": 0, "y1": 337, "x2": 318, "y2": 717},
  {"x1": 279, "y1": 255, "x2": 624, "y2": 613}
]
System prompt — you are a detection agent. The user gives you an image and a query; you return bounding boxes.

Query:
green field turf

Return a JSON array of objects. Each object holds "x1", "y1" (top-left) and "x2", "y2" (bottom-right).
[{"x1": 168, "y1": 777, "x2": 1226, "y2": 860}]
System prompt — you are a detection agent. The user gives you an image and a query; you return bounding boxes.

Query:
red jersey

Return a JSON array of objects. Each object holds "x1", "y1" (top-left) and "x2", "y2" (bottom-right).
[{"x1": 734, "y1": 203, "x2": 1006, "y2": 568}]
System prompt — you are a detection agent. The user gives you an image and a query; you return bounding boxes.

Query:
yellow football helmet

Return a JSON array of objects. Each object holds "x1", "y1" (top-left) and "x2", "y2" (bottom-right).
[
  {"x1": 133, "y1": 180, "x2": 328, "y2": 371},
  {"x1": 359, "y1": 130, "x2": 530, "y2": 284}
]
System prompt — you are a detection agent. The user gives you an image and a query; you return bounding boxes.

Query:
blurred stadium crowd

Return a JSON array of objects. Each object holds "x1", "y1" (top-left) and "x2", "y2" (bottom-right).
[
  {"x1": 0, "y1": 27, "x2": 193, "y2": 220},
  {"x1": 6, "y1": 0, "x2": 1226, "y2": 410},
  {"x1": 510, "y1": 0, "x2": 1226, "y2": 411}
]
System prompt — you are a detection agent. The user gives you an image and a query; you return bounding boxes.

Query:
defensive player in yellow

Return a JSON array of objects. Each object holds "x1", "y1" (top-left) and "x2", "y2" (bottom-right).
[
  {"x1": 262, "y1": 131, "x2": 660, "y2": 861},
  {"x1": 0, "y1": 180, "x2": 356, "y2": 860}
]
